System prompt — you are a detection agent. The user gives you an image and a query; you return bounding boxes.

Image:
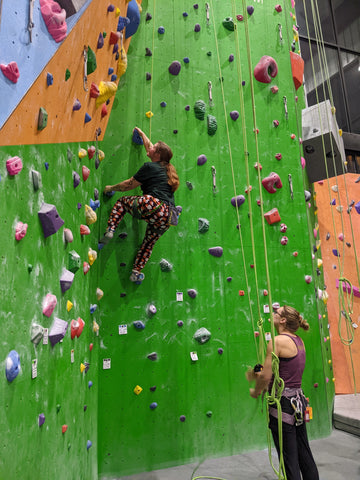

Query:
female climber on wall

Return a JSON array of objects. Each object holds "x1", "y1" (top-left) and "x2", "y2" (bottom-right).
[
  {"x1": 100, "y1": 127, "x2": 180, "y2": 283},
  {"x1": 248, "y1": 305, "x2": 319, "y2": 480}
]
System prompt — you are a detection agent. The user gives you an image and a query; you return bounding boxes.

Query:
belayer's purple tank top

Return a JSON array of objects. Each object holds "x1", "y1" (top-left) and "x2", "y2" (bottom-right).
[{"x1": 278, "y1": 334, "x2": 305, "y2": 388}]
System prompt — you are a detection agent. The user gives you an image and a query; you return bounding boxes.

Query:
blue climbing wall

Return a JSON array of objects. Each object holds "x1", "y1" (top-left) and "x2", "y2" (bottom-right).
[{"x1": 97, "y1": 0, "x2": 333, "y2": 477}]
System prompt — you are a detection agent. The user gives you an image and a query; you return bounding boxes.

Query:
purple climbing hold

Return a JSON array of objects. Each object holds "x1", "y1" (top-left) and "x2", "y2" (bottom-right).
[
  {"x1": 77, "y1": 203, "x2": 82, "y2": 210},
  {"x1": 150, "y1": 385, "x2": 157, "y2": 391},
  {"x1": 193, "y1": 4, "x2": 199, "y2": 9},
  {"x1": 218, "y1": 348, "x2": 224, "y2": 354},
  {"x1": 44, "y1": 162, "x2": 49, "y2": 170},
  {"x1": 231, "y1": 195, "x2": 245, "y2": 207},
  {"x1": 183, "y1": 12, "x2": 188, "y2": 17},
  {"x1": 194, "y1": 23, "x2": 201, "y2": 32},
  {"x1": 242, "y1": 80, "x2": 246, "y2": 86},
  {"x1": 39, "y1": 413, "x2": 46, "y2": 427},
  {"x1": 160, "y1": 101, "x2": 167, "y2": 107},
  {"x1": 332, "y1": 249, "x2": 340, "y2": 257},
  {"x1": 49, "y1": 318, "x2": 68, "y2": 346},
  {"x1": 354, "y1": 201, "x2": 360, "y2": 214},
  {"x1": 187, "y1": 289, "x2": 197, "y2": 298},
  {"x1": 38, "y1": 202, "x2": 64, "y2": 237},
  {"x1": 185, "y1": 105, "x2": 190, "y2": 111},
  {"x1": 112, "y1": 44, "x2": 119, "y2": 54},
  {"x1": 230, "y1": 110, "x2": 239, "y2": 121},
  {"x1": 146, "y1": 12, "x2": 152, "y2": 21},
  {"x1": 119, "y1": 232, "x2": 128, "y2": 239},
  {"x1": 331, "y1": 199, "x2": 336, "y2": 205},
  {"x1": 247, "y1": 6, "x2": 254, "y2": 15},
  {"x1": 177, "y1": 320, "x2": 184, "y2": 327},
  {"x1": 84, "y1": 405, "x2": 87, "y2": 411},
  {"x1": 208, "y1": 246, "x2": 223, "y2": 257},
  {"x1": 180, "y1": 415, "x2": 186, "y2": 422},
  {"x1": 173, "y1": 130, "x2": 178, "y2": 134},
  {"x1": 168, "y1": 61, "x2": 181, "y2": 76},
  {"x1": 88, "y1": 381, "x2": 93, "y2": 389},
  {"x1": 227, "y1": 277, "x2": 232, "y2": 282},
  {"x1": 73, "y1": 99, "x2": 81, "y2": 111},
  {"x1": 229, "y1": 54, "x2": 234, "y2": 62},
  {"x1": 60, "y1": 269, "x2": 75, "y2": 293},
  {"x1": 150, "y1": 402, "x2": 158, "y2": 410},
  {"x1": 197, "y1": 154, "x2": 207, "y2": 166},
  {"x1": 47, "y1": 73, "x2": 53, "y2": 86},
  {"x1": 97, "y1": 32, "x2": 104, "y2": 49},
  {"x1": 146, "y1": 72, "x2": 151, "y2": 80},
  {"x1": 107, "y1": 4, "x2": 115, "y2": 12}
]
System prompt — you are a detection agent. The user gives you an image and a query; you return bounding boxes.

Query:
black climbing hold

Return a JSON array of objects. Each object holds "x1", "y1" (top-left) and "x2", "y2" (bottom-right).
[
  {"x1": 146, "y1": 72, "x2": 151, "y2": 80},
  {"x1": 146, "y1": 13, "x2": 152, "y2": 21},
  {"x1": 145, "y1": 47, "x2": 152, "y2": 56},
  {"x1": 194, "y1": 100, "x2": 206, "y2": 120}
]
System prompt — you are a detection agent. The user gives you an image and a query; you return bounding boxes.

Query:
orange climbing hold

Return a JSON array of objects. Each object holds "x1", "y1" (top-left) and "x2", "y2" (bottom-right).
[
  {"x1": 289, "y1": 52, "x2": 304, "y2": 91},
  {"x1": 264, "y1": 208, "x2": 281, "y2": 225}
]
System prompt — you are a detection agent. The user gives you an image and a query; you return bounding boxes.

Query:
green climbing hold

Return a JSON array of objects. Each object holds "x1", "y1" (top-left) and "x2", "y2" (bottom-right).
[
  {"x1": 103, "y1": 32, "x2": 107, "y2": 38},
  {"x1": 28, "y1": 264, "x2": 33, "y2": 273},
  {"x1": 206, "y1": 410, "x2": 213, "y2": 417},
  {"x1": 65, "y1": 68, "x2": 71, "y2": 81},
  {"x1": 223, "y1": 17, "x2": 235, "y2": 31},
  {"x1": 68, "y1": 250, "x2": 81, "y2": 273},
  {"x1": 207, "y1": 115, "x2": 217, "y2": 136},
  {"x1": 194, "y1": 100, "x2": 206, "y2": 120},
  {"x1": 207, "y1": 51, "x2": 212, "y2": 56},
  {"x1": 87, "y1": 46, "x2": 97, "y2": 75}
]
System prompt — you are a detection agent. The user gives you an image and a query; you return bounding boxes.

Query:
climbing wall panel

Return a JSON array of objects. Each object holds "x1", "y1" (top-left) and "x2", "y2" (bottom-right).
[
  {"x1": 315, "y1": 174, "x2": 360, "y2": 394},
  {"x1": 0, "y1": 0, "x2": 135, "y2": 146},
  {"x1": 97, "y1": 1, "x2": 333, "y2": 477}
]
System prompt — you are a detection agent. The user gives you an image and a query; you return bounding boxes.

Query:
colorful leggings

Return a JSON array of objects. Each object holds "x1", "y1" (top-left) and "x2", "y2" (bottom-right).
[{"x1": 107, "y1": 195, "x2": 170, "y2": 271}]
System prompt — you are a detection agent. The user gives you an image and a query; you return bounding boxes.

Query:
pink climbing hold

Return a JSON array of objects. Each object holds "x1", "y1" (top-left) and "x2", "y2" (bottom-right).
[
  {"x1": 305, "y1": 275, "x2": 312, "y2": 284},
  {"x1": 301, "y1": 157, "x2": 306, "y2": 169},
  {"x1": 83, "y1": 262, "x2": 90, "y2": 274},
  {"x1": 275, "y1": 5, "x2": 282, "y2": 13},
  {"x1": 15, "y1": 222, "x2": 28, "y2": 241},
  {"x1": 88, "y1": 146, "x2": 96, "y2": 159},
  {"x1": 43, "y1": 293, "x2": 57, "y2": 317},
  {"x1": 275, "y1": 153, "x2": 282, "y2": 161},
  {"x1": 271, "y1": 85, "x2": 279, "y2": 94},
  {"x1": 80, "y1": 225, "x2": 90, "y2": 235},
  {"x1": 64, "y1": 228, "x2": 73, "y2": 243},
  {"x1": 82, "y1": 166, "x2": 90, "y2": 181},
  {"x1": 262, "y1": 172, "x2": 282, "y2": 193},
  {"x1": 1, "y1": 62, "x2": 20, "y2": 83},
  {"x1": 254, "y1": 56, "x2": 278, "y2": 83},
  {"x1": 6, "y1": 156, "x2": 23, "y2": 175},
  {"x1": 280, "y1": 236, "x2": 288, "y2": 245},
  {"x1": 40, "y1": 0, "x2": 67, "y2": 43}
]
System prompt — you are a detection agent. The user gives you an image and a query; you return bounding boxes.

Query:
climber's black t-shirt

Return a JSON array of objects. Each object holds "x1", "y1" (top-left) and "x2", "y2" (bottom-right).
[{"x1": 133, "y1": 162, "x2": 175, "y2": 205}]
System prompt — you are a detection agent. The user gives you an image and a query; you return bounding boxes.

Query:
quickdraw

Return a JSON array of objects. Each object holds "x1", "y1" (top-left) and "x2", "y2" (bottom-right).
[{"x1": 83, "y1": 46, "x2": 89, "y2": 92}]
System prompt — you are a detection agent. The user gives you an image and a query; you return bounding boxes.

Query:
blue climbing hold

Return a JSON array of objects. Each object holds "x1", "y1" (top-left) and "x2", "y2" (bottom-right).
[
  {"x1": 108, "y1": 67, "x2": 114, "y2": 75},
  {"x1": 117, "y1": 16, "x2": 130, "y2": 32},
  {"x1": 88, "y1": 381, "x2": 93, "y2": 389},
  {"x1": 132, "y1": 128, "x2": 143, "y2": 145},
  {"x1": 158, "y1": 26, "x2": 165, "y2": 34},
  {"x1": 44, "y1": 162, "x2": 49, "y2": 170},
  {"x1": 150, "y1": 402, "x2": 158, "y2": 410},
  {"x1": 111, "y1": 74, "x2": 117, "y2": 82},
  {"x1": 87, "y1": 440, "x2": 92, "y2": 450},
  {"x1": 5, "y1": 350, "x2": 20, "y2": 382},
  {"x1": 133, "y1": 320, "x2": 145, "y2": 330},
  {"x1": 47, "y1": 73, "x2": 53, "y2": 86},
  {"x1": 183, "y1": 57, "x2": 190, "y2": 64},
  {"x1": 85, "y1": 113, "x2": 91, "y2": 123},
  {"x1": 160, "y1": 101, "x2": 167, "y2": 107},
  {"x1": 125, "y1": 0, "x2": 140, "y2": 39}
]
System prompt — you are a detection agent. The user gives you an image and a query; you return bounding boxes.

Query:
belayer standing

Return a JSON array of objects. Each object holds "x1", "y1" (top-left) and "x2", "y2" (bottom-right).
[
  {"x1": 101, "y1": 127, "x2": 180, "y2": 283},
  {"x1": 248, "y1": 305, "x2": 319, "y2": 480}
]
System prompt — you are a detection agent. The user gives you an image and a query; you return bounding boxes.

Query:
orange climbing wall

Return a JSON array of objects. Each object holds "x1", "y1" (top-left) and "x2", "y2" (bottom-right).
[
  {"x1": 315, "y1": 173, "x2": 360, "y2": 394},
  {"x1": 0, "y1": 0, "x2": 135, "y2": 146}
]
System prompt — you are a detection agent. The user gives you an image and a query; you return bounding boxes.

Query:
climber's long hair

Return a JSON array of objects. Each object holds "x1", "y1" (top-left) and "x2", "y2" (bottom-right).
[{"x1": 156, "y1": 141, "x2": 180, "y2": 192}]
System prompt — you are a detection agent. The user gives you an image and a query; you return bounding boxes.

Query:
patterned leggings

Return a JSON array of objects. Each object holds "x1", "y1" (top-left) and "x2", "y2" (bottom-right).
[{"x1": 107, "y1": 195, "x2": 170, "y2": 271}]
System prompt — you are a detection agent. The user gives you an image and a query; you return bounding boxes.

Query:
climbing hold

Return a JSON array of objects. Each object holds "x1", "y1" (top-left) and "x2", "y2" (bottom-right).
[
  {"x1": 95, "y1": 81, "x2": 117, "y2": 108},
  {"x1": 207, "y1": 115, "x2": 217, "y2": 136},
  {"x1": 38, "y1": 413, "x2": 46, "y2": 427},
  {"x1": 97, "y1": 32, "x2": 104, "y2": 49},
  {"x1": 42, "y1": 293, "x2": 57, "y2": 317},
  {"x1": 188, "y1": 289, "x2": 197, "y2": 298},
  {"x1": 86, "y1": 46, "x2": 97, "y2": 75},
  {"x1": 82, "y1": 166, "x2": 90, "y2": 182},
  {"x1": 150, "y1": 402, "x2": 158, "y2": 410},
  {"x1": 186, "y1": 181, "x2": 193, "y2": 190},
  {"x1": 180, "y1": 415, "x2": 186, "y2": 422},
  {"x1": 231, "y1": 195, "x2": 245, "y2": 207},
  {"x1": 133, "y1": 321, "x2": 145, "y2": 330},
  {"x1": 38, "y1": 202, "x2": 64, "y2": 238},
  {"x1": 66, "y1": 300, "x2": 73, "y2": 312},
  {"x1": 301, "y1": 157, "x2": 306, "y2": 168},
  {"x1": 6, "y1": 156, "x2": 23, "y2": 175},
  {"x1": 73, "y1": 99, "x2": 81, "y2": 111},
  {"x1": 280, "y1": 236, "x2": 288, "y2": 245},
  {"x1": 230, "y1": 110, "x2": 239, "y2": 121},
  {"x1": 146, "y1": 12, "x2": 152, "y2": 21},
  {"x1": 208, "y1": 246, "x2": 223, "y2": 257},
  {"x1": 336, "y1": 205, "x2": 343, "y2": 213},
  {"x1": 101, "y1": 104, "x2": 108, "y2": 117},
  {"x1": 194, "y1": 23, "x2": 201, "y2": 32},
  {"x1": 60, "y1": 269, "x2": 75, "y2": 293},
  {"x1": 332, "y1": 249, "x2": 340, "y2": 257},
  {"x1": 87, "y1": 440, "x2": 92, "y2": 450},
  {"x1": 183, "y1": 57, "x2": 190, "y2": 64},
  {"x1": 194, "y1": 100, "x2": 206, "y2": 120},
  {"x1": 237, "y1": 14, "x2": 243, "y2": 21},
  {"x1": 90, "y1": 83, "x2": 100, "y2": 98},
  {"x1": 87, "y1": 146, "x2": 96, "y2": 159},
  {"x1": 132, "y1": 129, "x2": 143, "y2": 145},
  {"x1": 31, "y1": 169, "x2": 42, "y2": 190},
  {"x1": 85, "y1": 113, "x2": 92, "y2": 123},
  {"x1": 6, "y1": 350, "x2": 21, "y2": 382},
  {"x1": 273, "y1": 119, "x2": 279, "y2": 127},
  {"x1": 96, "y1": 288, "x2": 104, "y2": 300},
  {"x1": 83, "y1": 262, "x2": 90, "y2": 274},
  {"x1": 134, "y1": 385, "x2": 143, "y2": 395},
  {"x1": 38, "y1": 107, "x2": 48, "y2": 130},
  {"x1": 194, "y1": 327, "x2": 211, "y2": 344},
  {"x1": 146, "y1": 72, "x2": 152, "y2": 81},
  {"x1": 304, "y1": 190, "x2": 311, "y2": 202},
  {"x1": 49, "y1": 318, "x2": 68, "y2": 346},
  {"x1": 289, "y1": 52, "x2": 304, "y2": 90},
  {"x1": 264, "y1": 208, "x2": 281, "y2": 225},
  {"x1": 71, "y1": 318, "x2": 85, "y2": 339},
  {"x1": 15, "y1": 222, "x2": 28, "y2": 241},
  {"x1": 78, "y1": 148, "x2": 87, "y2": 159},
  {"x1": 229, "y1": 54, "x2": 234, "y2": 62},
  {"x1": 62, "y1": 425, "x2": 68, "y2": 434},
  {"x1": 271, "y1": 85, "x2": 279, "y2": 94},
  {"x1": 88, "y1": 248, "x2": 97, "y2": 265},
  {"x1": 0, "y1": 61, "x2": 20, "y2": 83},
  {"x1": 177, "y1": 320, "x2": 184, "y2": 327},
  {"x1": 218, "y1": 348, "x2": 224, "y2": 355},
  {"x1": 254, "y1": 162, "x2": 262, "y2": 170},
  {"x1": 247, "y1": 5, "x2": 254, "y2": 15},
  {"x1": 31, "y1": 324, "x2": 44, "y2": 345},
  {"x1": 80, "y1": 225, "x2": 90, "y2": 236},
  {"x1": 65, "y1": 69, "x2": 71, "y2": 81},
  {"x1": 197, "y1": 154, "x2": 207, "y2": 166},
  {"x1": 305, "y1": 275, "x2": 312, "y2": 284},
  {"x1": 145, "y1": 47, "x2": 152, "y2": 56},
  {"x1": 222, "y1": 17, "x2": 235, "y2": 31},
  {"x1": 117, "y1": 16, "x2": 130, "y2": 31},
  {"x1": 80, "y1": 363, "x2": 86, "y2": 373},
  {"x1": 109, "y1": 31, "x2": 120, "y2": 45},
  {"x1": 85, "y1": 205, "x2": 97, "y2": 225},
  {"x1": 160, "y1": 259, "x2": 173, "y2": 271},
  {"x1": 275, "y1": 4, "x2": 282, "y2": 12},
  {"x1": 88, "y1": 381, "x2": 93, "y2": 389},
  {"x1": 146, "y1": 111, "x2": 153, "y2": 118},
  {"x1": 280, "y1": 223, "x2": 287, "y2": 233},
  {"x1": 125, "y1": 0, "x2": 140, "y2": 39},
  {"x1": 46, "y1": 72, "x2": 53, "y2": 86},
  {"x1": 89, "y1": 199, "x2": 100, "y2": 211},
  {"x1": 90, "y1": 304, "x2": 97, "y2": 314},
  {"x1": 227, "y1": 277, "x2": 232, "y2": 282},
  {"x1": 147, "y1": 352, "x2": 158, "y2": 361},
  {"x1": 262, "y1": 172, "x2": 283, "y2": 193},
  {"x1": 68, "y1": 250, "x2": 80, "y2": 273},
  {"x1": 254, "y1": 56, "x2": 278, "y2": 83},
  {"x1": 198, "y1": 218, "x2": 209, "y2": 233},
  {"x1": 160, "y1": 101, "x2": 167, "y2": 107},
  {"x1": 158, "y1": 26, "x2": 165, "y2": 34},
  {"x1": 290, "y1": 133, "x2": 296, "y2": 140},
  {"x1": 183, "y1": 12, "x2": 188, "y2": 17},
  {"x1": 168, "y1": 61, "x2": 181, "y2": 76},
  {"x1": 354, "y1": 201, "x2": 360, "y2": 214},
  {"x1": 40, "y1": 0, "x2": 67, "y2": 42},
  {"x1": 147, "y1": 304, "x2": 157, "y2": 315}
]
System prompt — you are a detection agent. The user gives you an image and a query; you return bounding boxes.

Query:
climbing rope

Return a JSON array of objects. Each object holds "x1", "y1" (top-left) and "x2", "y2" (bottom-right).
[{"x1": 148, "y1": 0, "x2": 156, "y2": 141}]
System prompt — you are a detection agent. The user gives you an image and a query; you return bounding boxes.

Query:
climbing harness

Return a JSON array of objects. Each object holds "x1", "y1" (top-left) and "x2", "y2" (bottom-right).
[
  {"x1": 28, "y1": 0, "x2": 35, "y2": 43},
  {"x1": 83, "y1": 46, "x2": 88, "y2": 91},
  {"x1": 211, "y1": 166, "x2": 217, "y2": 195}
]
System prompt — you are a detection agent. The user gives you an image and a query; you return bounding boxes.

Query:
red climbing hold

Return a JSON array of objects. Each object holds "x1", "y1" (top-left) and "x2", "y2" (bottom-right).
[
  {"x1": 289, "y1": 52, "x2": 304, "y2": 90},
  {"x1": 101, "y1": 104, "x2": 108, "y2": 118},
  {"x1": 264, "y1": 208, "x2": 281, "y2": 225},
  {"x1": 82, "y1": 166, "x2": 90, "y2": 181},
  {"x1": 88, "y1": 146, "x2": 96, "y2": 159},
  {"x1": 109, "y1": 31, "x2": 121, "y2": 45},
  {"x1": 90, "y1": 83, "x2": 100, "y2": 98},
  {"x1": 254, "y1": 56, "x2": 278, "y2": 83},
  {"x1": 1, "y1": 61, "x2": 20, "y2": 83},
  {"x1": 262, "y1": 172, "x2": 282, "y2": 193}
]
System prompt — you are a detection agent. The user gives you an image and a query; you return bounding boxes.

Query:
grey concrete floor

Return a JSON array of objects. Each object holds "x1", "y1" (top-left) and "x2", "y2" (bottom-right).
[{"x1": 116, "y1": 428, "x2": 360, "y2": 480}]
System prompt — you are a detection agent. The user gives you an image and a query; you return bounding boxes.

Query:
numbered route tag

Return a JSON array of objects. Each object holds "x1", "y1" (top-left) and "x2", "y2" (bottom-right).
[
  {"x1": 176, "y1": 292, "x2": 183, "y2": 302},
  {"x1": 118, "y1": 325, "x2": 127, "y2": 335},
  {"x1": 103, "y1": 358, "x2": 111, "y2": 370},
  {"x1": 32, "y1": 359, "x2": 38, "y2": 379}
]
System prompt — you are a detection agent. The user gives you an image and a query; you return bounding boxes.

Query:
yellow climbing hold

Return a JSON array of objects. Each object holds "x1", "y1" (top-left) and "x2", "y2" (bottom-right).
[
  {"x1": 80, "y1": 363, "x2": 86, "y2": 373},
  {"x1": 331, "y1": 106, "x2": 336, "y2": 115},
  {"x1": 115, "y1": 7, "x2": 120, "y2": 16},
  {"x1": 96, "y1": 288, "x2": 104, "y2": 300},
  {"x1": 134, "y1": 385, "x2": 143, "y2": 395},
  {"x1": 93, "y1": 320, "x2": 99, "y2": 335},
  {"x1": 117, "y1": 47, "x2": 127, "y2": 78},
  {"x1": 339, "y1": 129, "x2": 343, "y2": 136},
  {"x1": 88, "y1": 248, "x2": 97, "y2": 266},
  {"x1": 317, "y1": 259, "x2": 323, "y2": 268},
  {"x1": 98, "y1": 150, "x2": 105, "y2": 161},
  {"x1": 146, "y1": 111, "x2": 154, "y2": 118},
  {"x1": 67, "y1": 300, "x2": 73, "y2": 312},
  {"x1": 322, "y1": 291, "x2": 328, "y2": 305},
  {"x1": 85, "y1": 205, "x2": 97, "y2": 225},
  {"x1": 78, "y1": 148, "x2": 87, "y2": 159},
  {"x1": 95, "y1": 81, "x2": 117, "y2": 108}
]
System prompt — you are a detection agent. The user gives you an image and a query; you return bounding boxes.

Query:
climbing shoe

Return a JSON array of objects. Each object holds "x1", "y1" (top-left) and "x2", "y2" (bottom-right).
[{"x1": 129, "y1": 270, "x2": 145, "y2": 284}]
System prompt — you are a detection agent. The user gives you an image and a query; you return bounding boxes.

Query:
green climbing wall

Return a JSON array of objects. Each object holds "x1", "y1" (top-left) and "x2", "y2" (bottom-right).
[
  {"x1": 0, "y1": 143, "x2": 101, "y2": 480},
  {"x1": 97, "y1": 0, "x2": 334, "y2": 477}
]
